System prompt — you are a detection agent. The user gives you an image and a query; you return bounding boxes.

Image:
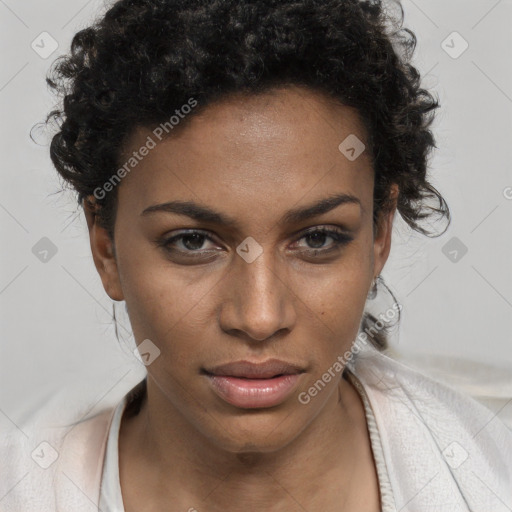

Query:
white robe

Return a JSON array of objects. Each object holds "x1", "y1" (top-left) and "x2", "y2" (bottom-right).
[{"x1": 1, "y1": 343, "x2": 511, "y2": 511}]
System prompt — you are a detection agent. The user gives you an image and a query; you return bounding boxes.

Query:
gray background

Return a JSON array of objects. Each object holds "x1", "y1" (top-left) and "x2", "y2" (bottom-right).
[{"x1": 1, "y1": 0, "x2": 511, "y2": 428}]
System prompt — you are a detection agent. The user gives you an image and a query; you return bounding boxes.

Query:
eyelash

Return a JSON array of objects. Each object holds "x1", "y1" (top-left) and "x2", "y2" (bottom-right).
[{"x1": 157, "y1": 227, "x2": 353, "y2": 259}]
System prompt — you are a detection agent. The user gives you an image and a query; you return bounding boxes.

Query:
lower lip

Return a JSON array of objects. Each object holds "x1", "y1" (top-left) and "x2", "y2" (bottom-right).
[{"x1": 205, "y1": 373, "x2": 303, "y2": 409}]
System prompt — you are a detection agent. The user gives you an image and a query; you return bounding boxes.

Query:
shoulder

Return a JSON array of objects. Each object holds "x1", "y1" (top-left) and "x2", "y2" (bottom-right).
[
  {"x1": 0, "y1": 386, "x2": 132, "y2": 511},
  {"x1": 351, "y1": 345, "x2": 512, "y2": 453},
  {"x1": 354, "y1": 346, "x2": 511, "y2": 428},
  {"x1": 348, "y1": 345, "x2": 512, "y2": 511}
]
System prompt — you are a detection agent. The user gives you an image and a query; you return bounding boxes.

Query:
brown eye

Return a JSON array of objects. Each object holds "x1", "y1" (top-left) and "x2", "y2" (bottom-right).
[
  {"x1": 294, "y1": 227, "x2": 353, "y2": 255},
  {"x1": 158, "y1": 229, "x2": 220, "y2": 255},
  {"x1": 176, "y1": 233, "x2": 208, "y2": 251}
]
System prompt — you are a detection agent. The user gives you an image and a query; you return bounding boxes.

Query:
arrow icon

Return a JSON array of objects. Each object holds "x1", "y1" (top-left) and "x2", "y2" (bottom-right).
[
  {"x1": 31, "y1": 441, "x2": 58, "y2": 468},
  {"x1": 236, "y1": 236, "x2": 263, "y2": 263},
  {"x1": 339, "y1": 135, "x2": 365, "y2": 161},
  {"x1": 441, "y1": 31, "x2": 468, "y2": 59},
  {"x1": 134, "y1": 339, "x2": 161, "y2": 365},
  {"x1": 31, "y1": 32, "x2": 59, "y2": 60}
]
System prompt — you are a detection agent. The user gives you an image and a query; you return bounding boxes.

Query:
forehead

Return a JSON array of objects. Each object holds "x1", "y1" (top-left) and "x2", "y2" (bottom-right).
[{"x1": 116, "y1": 86, "x2": 374, "y2": 223}]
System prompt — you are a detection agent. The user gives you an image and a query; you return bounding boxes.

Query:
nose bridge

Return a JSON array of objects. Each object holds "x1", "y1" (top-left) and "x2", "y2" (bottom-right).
[
  {"x1": 224, "y1": 245, "x2": 294, "y2": 341},
  {"x1": 241, "y1": 249, "x2": 280, "y2": 304}
]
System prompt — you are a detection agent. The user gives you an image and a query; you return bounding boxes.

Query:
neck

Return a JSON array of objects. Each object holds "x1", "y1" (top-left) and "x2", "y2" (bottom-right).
[{"x1": 119, "y1": 372, "x2": 372, "y2": 511}]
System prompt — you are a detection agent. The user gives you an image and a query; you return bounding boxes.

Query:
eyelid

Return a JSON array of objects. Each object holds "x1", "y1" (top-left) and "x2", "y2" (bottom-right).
[
  {"x1": 296, "y1": 224, "x2": 350, "y2": 236},
  {"x1": 158, "y1": 228, "x2": 220, "y2": 248},
  {"x1": 290, "y1": 226, "x2": 353, "y2": 249}
]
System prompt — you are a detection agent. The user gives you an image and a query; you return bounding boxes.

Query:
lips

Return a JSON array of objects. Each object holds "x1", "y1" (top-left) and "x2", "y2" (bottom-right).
[
  {"x1": 203, "y1": 358, "x2": 305, "y2": 379},
  {"x1": 202, "y1": 358, "x2": 305, "y2": 409}
]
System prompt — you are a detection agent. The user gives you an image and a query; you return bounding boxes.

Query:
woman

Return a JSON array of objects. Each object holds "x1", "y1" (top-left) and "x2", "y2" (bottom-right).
[{"x1": 1, "y1": 0, "x2": 511, "y2": 511}]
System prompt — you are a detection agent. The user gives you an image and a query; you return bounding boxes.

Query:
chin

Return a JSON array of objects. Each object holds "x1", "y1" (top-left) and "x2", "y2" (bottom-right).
[{"x1": 204, "y1": 412, "x2": 306, "y2": 455}]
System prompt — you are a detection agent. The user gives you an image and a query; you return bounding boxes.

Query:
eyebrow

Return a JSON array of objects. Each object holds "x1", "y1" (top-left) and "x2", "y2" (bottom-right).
[{"x1": 140, "y1": 193, "x2": 362, "y2": 227}]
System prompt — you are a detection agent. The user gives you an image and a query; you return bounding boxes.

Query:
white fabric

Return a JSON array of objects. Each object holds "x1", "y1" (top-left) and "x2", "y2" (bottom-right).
[
  {"x1": 349, "y1": 347, "x2": 512, "y2": 511},
  {"x1": 346, "y1": 370, "x2": 397, "y2": 511},
  {"x1": 1, "y1": 342, "x2": 511, "y2": 511},
  {"x1": 98, "y1": 396, "x2": 126, "y2": 512},
  {"x1": 389, "y1": 349, "x2": 512, "y2": 430}
]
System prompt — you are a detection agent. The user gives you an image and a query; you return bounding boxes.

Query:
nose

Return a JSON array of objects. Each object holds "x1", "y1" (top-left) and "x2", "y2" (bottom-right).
[{"x1": 218, "y1": 251, "x2": 297, "y2": 343}]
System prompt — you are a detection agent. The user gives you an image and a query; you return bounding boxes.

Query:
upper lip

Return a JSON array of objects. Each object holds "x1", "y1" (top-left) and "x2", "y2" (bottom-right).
[{"x1": 204, "y1": 358, "x2": 305, "y2": 379}]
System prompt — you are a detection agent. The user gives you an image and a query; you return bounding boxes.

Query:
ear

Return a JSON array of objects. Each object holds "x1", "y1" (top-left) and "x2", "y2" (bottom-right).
[
  {"x1": 83, "y1": 196, "x2": 124, "y2": 301},
  {"x1": 372, "y1": 183, "x2": 399, "y2": 278}
]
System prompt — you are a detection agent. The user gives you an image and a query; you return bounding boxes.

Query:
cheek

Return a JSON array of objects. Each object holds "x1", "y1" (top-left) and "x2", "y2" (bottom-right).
[
  {"x1": 118, "y1": 259, "x2": 221, "y2": 374},
  {"x1": 301, "y1": 259, "x2": 371, "y2": 358},
  {"x1": 117, "y1": 239, "x2": 207, "y2": 327},
  {"x1": 305, "y1": 253, "x2": 371, "y2": 323}
]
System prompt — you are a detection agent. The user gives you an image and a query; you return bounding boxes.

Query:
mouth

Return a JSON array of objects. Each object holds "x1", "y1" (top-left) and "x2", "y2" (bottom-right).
[
  {"x1": 202, "y1": 359, "x2": 305, "y2": 409},
  {"x1": 203, "y1": 358, "x2": 305, "y2": 379}
]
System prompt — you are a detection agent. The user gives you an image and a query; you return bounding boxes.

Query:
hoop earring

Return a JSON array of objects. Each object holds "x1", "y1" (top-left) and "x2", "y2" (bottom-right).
[{"x1": 367, "y1": 274, "x2": 380, "y2": 300}]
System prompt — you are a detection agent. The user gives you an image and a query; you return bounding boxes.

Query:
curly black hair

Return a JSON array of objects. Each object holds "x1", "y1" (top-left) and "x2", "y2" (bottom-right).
[{"x1": 44, "y1": 0, "x2": 450, "y2": 351}]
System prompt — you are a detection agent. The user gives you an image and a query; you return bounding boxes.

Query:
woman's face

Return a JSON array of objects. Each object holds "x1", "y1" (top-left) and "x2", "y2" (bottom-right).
[{"x1": 87, "y1": 85, "x2": 397, "y2": 453}]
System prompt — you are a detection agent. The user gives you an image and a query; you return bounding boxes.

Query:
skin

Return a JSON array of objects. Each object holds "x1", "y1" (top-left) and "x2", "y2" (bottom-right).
[{"x1": 84, "y1": 85, "x2": 398, "y2": 511}]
